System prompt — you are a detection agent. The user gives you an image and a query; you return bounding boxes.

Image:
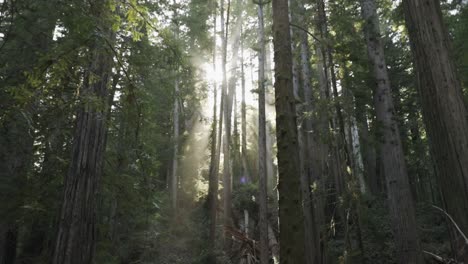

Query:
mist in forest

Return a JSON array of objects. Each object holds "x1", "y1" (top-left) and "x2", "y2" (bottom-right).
[{"x1": 1, "y1": 0, "x2": 468, "y2": 263}]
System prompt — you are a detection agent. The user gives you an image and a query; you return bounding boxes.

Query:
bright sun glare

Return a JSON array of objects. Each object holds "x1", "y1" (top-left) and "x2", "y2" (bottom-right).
[{"x1": 202, "y1": 63, "x2": 223, "y2": 84}]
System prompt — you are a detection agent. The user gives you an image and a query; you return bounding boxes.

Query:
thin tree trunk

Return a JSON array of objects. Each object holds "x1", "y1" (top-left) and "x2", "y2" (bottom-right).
[
  {"x1": 240, "y1": 25, "x2": 250, "y2": 182},
  {"x1": 208, "y1": 0, "x2": 219, "y2": 249},
  {"x1": 171, "y1": 76, "x2": 180, "y2": 211},
  {"x1": 221, "y1": 0, "x2": 234, "y2": 247},
  {"x1": 294, "y1": 1, "x2": 321, "y2": 263},
  {"x1": 265, "y1": 122, "x2": 276, "y2": 196},
  {"x1": 268, "y1": 224, "x2": 280, "y2": 263},
  {"x1": 171, "y1": 0, "x2": 181, "y2": 212},
  {"x1": 344, "y1": 61, "x2": 378, "y2": 195},
  {"x1": 360, "y1": 0, "x2": 423, "y2": 262},
  {"x1": 272, "y1": 0, "x2": 306, "y2": 262},
  {"x1": 313, "y1": 0, "x2": 332, "y2": 261},
  {"x1": 257, "y1": 2, "x2": 269, "y2": 263},
  {"x1": 350, "y1": 116, "x2": 366, "y2": 194}
]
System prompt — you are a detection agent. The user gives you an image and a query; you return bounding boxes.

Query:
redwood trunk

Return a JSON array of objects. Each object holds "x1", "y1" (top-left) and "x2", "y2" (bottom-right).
[
  {"x1": 208, "y1": 1, "x2": 219, "y2": 248},
  {"x1": 360, "y1": 0, "x2": 423, "y2": 262},
  {"x1": 52, "y1": 3, "x2": 114, "y2": 263},
  {"x1": 403, "y1": 1, "x2": 468, "y2": 261},
  {"x1": 272, "y1": 0, "x2": 306, "y2": 262},
  {"x1": 257, "y1": 1, "x2": 269, "y2": 263}
]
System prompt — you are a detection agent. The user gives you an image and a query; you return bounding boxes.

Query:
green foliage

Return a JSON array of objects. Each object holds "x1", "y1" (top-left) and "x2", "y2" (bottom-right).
[
  {"x1": 447, "y1": 4, "x2": 468, "y2": 98},
  {"x1": 1, "y1": 0, "x2": 466, "y2": 263},
  {"x1": 233, "y1": 183, "x2": 258, "y2": 217}
]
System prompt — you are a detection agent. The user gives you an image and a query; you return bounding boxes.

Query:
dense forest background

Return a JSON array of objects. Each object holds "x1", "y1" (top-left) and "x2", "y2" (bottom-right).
[{"x1": 0, "y1": 0, "x2": 467, "y2": 263}]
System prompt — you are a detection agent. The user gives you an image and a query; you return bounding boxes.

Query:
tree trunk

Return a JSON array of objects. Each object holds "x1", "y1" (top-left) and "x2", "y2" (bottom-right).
[
  {"x1": 294, "y1": 1, "x2": 321, "y2": 263},
  {"x1": 208, "y1": 0, "x2": 219, "y2": 249},
  {"x1": 220, "y1": 0, "x2": 234, "y2": 247},
  {"x1": 171, "y1": 76, "x2": 180, "y2": 211},
  {"x1": 171, "y1": 0, "x2": 181, "y2": 212},
  {"x1": 313, "y1": 0, "x2": 332, "y2": 261},
  {"x1": 356, "y1": 103, "x2": 378, "y2": 195},
  {"x1": 240, "y1": 25, "x2": 250, "y2": 183},
  {"x1": 272, "y1": 0, "x2": 306, "y2": 262},
  {"x1": 268, "y1": 224, "x2": 280, "y2": 263},
  {"x1": 350, "y1": 116, "x2": 366, "y2": 194},
  {"x1": 403, "y1": 1, "x2": 468, "y2": 261},
  {"x1": 52, "y1": 2, "x2": 114, "y2": 263},
  {"x1": 360, "y1": 0, "x2": 423, "y2": 262},
  {"x1": 257, "y1": 2, "x2": 269, "y2": 263},
  {"x1": 345, "y1": 60, "x2": 379, "y2": 196}
]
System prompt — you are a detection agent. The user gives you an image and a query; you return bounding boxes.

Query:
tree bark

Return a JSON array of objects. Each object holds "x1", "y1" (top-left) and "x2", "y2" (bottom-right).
[
  {"x1": 313, "y1": 0, "x2": 332, "y2": 261},
  {"x1": 272, "y1": 0, "x2": 306, "y2": 262},
  {"x1": 171, "y1": 0, "x2": 181, "y2": 212},
  {"x1": 171, "y1": 77, "x2": 180, "y2": 211},
  {"x1": 208, "y1": 0, "x2": 219, "y2": 249},
  {"x1": 360, "y1": 0, "x2": 423, "y2": 262},
  {"x1": 350, "y1": 116, "x2": 366, "y2": 194},
  {"x1": 268, "y1": 224, "x2": 280, "y2": 263},
  {"x1": 403, "y1": 1, "x2": 468, "y2": 261},
  {"x1": 221, "y1": 0, "x2": 234, "y2": 247},
  {"x1": 52, "y1": 2, "x2": 114, "y2": 263},
  {"x1": 240, "y1": 25, "x2": 250, "y2": 182},
  {"x1": 293, "y1": 1, "x2": 321, "y2": 263},
  {"x1": 257, "y1": 1, "x2": 269, "y2": 263}
]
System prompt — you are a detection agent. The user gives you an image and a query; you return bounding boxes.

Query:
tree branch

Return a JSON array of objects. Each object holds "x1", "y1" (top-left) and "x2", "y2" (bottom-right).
[
  {"x1": 289, "y1": 22, "x2": 321, "y2": 43},
  {"x1": 432, "y1": 205, "x2": 468, "y2": 246}
]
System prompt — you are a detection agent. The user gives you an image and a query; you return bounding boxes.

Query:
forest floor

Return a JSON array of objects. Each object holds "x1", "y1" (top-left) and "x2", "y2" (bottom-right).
[{"x1": 156, "y1": 200, "x2": 212, "y2": 264}]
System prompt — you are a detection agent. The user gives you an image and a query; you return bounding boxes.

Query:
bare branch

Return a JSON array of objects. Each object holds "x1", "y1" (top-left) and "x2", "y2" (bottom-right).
[
  {"x1": 432, "y1": 205, "x2": 468, "y2": 246},
  {"x1": 289, "y1": 22, "x2": 321, "y2": 43},
  {"x1": 423, "y1": 250, "x2": 445, "y2": 263}
]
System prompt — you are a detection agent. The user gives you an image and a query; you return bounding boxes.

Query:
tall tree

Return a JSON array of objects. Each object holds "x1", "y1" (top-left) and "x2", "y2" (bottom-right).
[
  {"x1": 360, "y1": 0, "x2": 423, "y2": 262},
  {"x1": 403, "y1": 0, "x2": 468, "y2": 261},
  {"x1": 291, "y1": 0, "x2": 321, "y2": 262},
  {"x1": 220, "y1": 0, "x2": 234, "y2": 247},
  {"x1": 240, "y1": 25, "x2": 250, "y2": 182},
  {"x1": 207, "y1": 0, "x2": 219, "y2": 250},
  {"x1": 171, "y1": 0, "x2": 180, "y2": 211},
  {"x1": 52, "y1": 1, "x2": 115, "y2": 263},
  {"x1": 272, "y1": 0, "x2": 306, "y2": 262},
  {"x1": 256, "y1": 0, "x2": 269, "y2": 263},
  {"x1": 312, "y1": 0, "x2": 334, "y2": 259}
]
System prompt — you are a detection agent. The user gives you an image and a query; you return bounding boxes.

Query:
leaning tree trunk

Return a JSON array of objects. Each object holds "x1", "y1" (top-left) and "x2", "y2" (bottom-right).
[
  {"x1": 52, "y1": 2, "x2": 114, "y2": 263},
  {"x1": 272, "y1": 0, "x2": 306, "y2": 263},
  {"x1": 360, "y1": 0, "x2": 424, "y2": 263},
  {"x1": 257, "y1": 1, "x2": 269, "y2": 263},
  {"x1": 403, "y1": 1, "x2": 468, "y2": 261}
]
